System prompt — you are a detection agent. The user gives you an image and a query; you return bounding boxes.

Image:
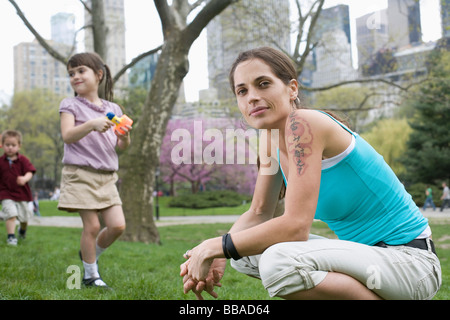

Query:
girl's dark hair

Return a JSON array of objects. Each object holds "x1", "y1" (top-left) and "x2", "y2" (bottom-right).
[{"x1": 67, "y1": 52, "x2": 114, "y2": 101}]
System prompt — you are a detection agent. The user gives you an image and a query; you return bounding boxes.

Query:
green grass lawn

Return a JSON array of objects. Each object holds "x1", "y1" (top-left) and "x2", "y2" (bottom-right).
[
  {"x1": 0, "y1": 200, "x2": 449, "y2": 300},
  {"x1": 34, "y1": 198, "x2": 251, "y2": 217},
  {"x1": 0, "y1": 222, "x2": 269, "y2": 300}
]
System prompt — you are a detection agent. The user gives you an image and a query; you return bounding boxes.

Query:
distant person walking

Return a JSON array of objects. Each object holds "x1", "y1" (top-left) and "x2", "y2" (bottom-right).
[
  {"x1": 32, "y1": 191, "x2": 41, "y2": 216},
  {"x1": 441, "y1": 182, "x2": 450, "y2": 212},
  {"x1": 423, "y1": 185, "x2": 436, "y2": 211}
]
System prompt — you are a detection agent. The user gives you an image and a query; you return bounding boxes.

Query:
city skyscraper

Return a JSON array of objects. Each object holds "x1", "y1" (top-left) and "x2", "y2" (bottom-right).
[
  {"x1": 207, "y1": 0, "x2": 291, "y2": 101},
  {"x1": 128, "y1": 53, "x2": 159, "y2": 90},
  {"x1": 311, "y1": 4, "x2": 357, "y2": 87},
  {"x1": 387, "y1": 0, "x2": 422, "y2": 48},
  {"x1": 13, "y1": 12, "x2": 75, "y2": 96},
  {"x1": 312, "y1": 4, "x2": 351, "y2": 45},
  {"x1": 51, "y1": 12, "x2": 76, "y2": 46},
  {"x1": 356, "y1": 9, "x2": 389, "y2": 70},
  {"x1": 13, "y1": 39, "x2": 73, "y2": 96}
]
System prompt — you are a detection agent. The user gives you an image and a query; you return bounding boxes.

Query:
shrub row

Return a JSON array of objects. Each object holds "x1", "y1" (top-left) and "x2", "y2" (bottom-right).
[
  {"x1": 168, "y1": 183, "x2": 447, "y2": 209},
  {"x1": 168, "y1": 190, "x2": 251, "y2": 209}
]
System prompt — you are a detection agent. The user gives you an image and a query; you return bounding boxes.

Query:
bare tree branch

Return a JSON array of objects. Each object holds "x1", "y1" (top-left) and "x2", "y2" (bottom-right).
[
  {"x1": 90, "y1": 0, "x2": 108, "y2": 58},
  {"x1": 356, "y1": 92, "x2": 375, "y2": 110},
  {"x1": 67, "y1": 24, "x2": 92, "y2": 59},
  {"x1": 154, "y1": 0, "x2": 174, "y2": 39},
  {"x1": 190, "y1": 0, "x2": 205, "y2": 11},
  {"x1": 8, "y1": 0, "x2": 68, "y2": 64},
  {"x1": 293, "y1": 0, "x2": 305, "y2": 58},
  {"x1": 301, "y1": 77, "x2": 410, "y2": 92},
  {"x1": 296, "y1": 0, "x2": 324, "y2": 74},
  {"x1": 184, "y1": 0, "x2": 240, "y2": 47},
  {"x1": 113, "y1": 45, "x2": 163, "y2": 83},
  {"x1": 79, "y1": 0, "x2": 91, "y2": 14}
]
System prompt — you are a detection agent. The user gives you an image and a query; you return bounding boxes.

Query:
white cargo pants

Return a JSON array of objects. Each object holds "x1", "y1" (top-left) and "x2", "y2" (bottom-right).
[{"x1": 230, "y1": 235, "x2": 441, "y2": 300}]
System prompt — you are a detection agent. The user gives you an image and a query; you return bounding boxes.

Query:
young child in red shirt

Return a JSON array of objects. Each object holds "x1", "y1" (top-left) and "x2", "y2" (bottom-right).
[{"x1": 0, "y1": 130, "x2": 36, "y2": 246}]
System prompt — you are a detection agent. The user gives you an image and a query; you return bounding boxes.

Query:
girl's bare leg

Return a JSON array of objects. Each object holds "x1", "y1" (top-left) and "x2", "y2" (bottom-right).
[
  {"x1": 79, "y1": 210, "x2": 101, "y2": 264},
  {"x1": 97, "y1": 205, "x2": 126, "y2": 249}
]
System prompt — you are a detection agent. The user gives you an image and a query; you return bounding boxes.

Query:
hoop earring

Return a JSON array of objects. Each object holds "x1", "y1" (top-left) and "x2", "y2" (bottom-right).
[
  {"x1": 293, "y1": 97, "x2": 301, "y2": 109},
  {"x1": 290, "y1": 97, "x2": 298, "y2": 110}
]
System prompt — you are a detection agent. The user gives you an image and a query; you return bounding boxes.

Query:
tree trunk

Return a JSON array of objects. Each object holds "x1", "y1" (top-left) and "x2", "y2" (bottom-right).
[
  {"x1": 8, "y1": 0, "x2": 238, "y2": 244},
  {"x1": 119, "y1": 36, "x2": 190, "y2": 243},
  {"x1": 91, "y1": 0, "x2": 108, "y2": 59},
  {"x1": 118, "y1": 0, "x2": 237, "y2": 244}
]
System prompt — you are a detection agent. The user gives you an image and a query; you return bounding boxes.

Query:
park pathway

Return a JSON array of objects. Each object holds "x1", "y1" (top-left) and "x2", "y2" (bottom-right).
[
  {"x1": 26, "y1": 208, "x2": 450, "y2": 228},
  {"x1": 27, "y1": 214, "x2": 241, "y2": 228}
]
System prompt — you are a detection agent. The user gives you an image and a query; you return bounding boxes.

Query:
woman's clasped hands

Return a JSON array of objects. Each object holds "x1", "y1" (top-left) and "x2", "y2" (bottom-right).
[{"x1": 180, "y1": 241, "x2": 226, "y2": 300}]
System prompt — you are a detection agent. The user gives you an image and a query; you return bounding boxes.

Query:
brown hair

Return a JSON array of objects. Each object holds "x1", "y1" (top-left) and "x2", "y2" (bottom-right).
[
  {"x1": 231, "y1": 47, "x2": 351, "y2": 200},
  {"x1": 229, "y1": 47, "x2": 348, "y2": 125},
  {"x1": 229, "y1": 47, "x2": 301, "y2": 108},
  {"x1": 1, "y1": 130, "x2": 22, "y2": 145},
  {"x1": 67, "y1": 52, "x2": 114, "y2": 101}
]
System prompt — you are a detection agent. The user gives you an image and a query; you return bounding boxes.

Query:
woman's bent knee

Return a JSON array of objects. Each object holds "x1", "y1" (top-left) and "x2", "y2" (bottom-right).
[{"x1": 258, "y1": 243, "x2": 327, "y2": 297}]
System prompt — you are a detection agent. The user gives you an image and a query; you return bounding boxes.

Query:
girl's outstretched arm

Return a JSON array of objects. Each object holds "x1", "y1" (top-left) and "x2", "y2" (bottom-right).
[{"x1": 60, "y1": 112, "x2": 114, "y2": 144}]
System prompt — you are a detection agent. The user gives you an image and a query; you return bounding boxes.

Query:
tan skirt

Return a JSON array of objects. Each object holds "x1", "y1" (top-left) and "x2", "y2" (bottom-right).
[{"x1": 58, "y1": 165, "x2": 122, "y2": 212}]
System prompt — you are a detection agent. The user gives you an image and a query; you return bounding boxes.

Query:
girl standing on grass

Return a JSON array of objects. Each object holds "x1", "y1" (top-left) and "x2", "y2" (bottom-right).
[{"x1": 58, "y1": 52, "x2": 131, "y2": 288}]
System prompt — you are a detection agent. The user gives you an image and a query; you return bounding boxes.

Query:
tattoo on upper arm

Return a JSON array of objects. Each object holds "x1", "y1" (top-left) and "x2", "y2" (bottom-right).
[{"x1": 286, "y1": 112, "x2": 313, "y2": 176}]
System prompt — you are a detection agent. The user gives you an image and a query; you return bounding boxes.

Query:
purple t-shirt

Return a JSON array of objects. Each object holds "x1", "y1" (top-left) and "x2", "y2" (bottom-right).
[{"x1": 59, "y1": 96, "x2": 123, "y2": 171}]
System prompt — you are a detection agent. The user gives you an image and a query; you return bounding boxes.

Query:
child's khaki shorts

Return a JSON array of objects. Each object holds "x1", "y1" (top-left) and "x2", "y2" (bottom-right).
[{"x1": 1, "y1": 199, "x2": 33, "y2": 222}]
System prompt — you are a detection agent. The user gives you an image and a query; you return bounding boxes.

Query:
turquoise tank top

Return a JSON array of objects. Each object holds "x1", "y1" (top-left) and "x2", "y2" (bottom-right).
[{"x1": 278, "y1": 111, "x2": 428, "y2": 245}]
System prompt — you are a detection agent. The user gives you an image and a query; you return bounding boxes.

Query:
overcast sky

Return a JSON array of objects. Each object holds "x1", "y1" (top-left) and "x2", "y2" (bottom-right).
[{"x1": 0, "y1": 0, "x2": 442, "y2": 103}]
